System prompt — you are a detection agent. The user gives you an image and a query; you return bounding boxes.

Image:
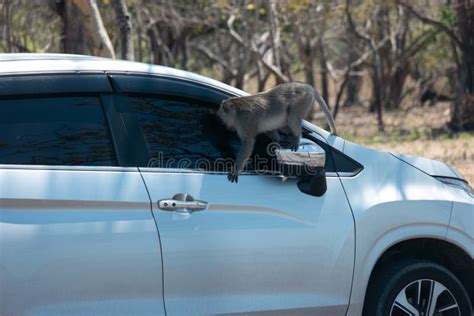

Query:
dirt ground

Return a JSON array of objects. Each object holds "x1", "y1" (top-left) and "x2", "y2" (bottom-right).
[{"x1": 313, "y1": 102, "x2": 474, "y2": 185}]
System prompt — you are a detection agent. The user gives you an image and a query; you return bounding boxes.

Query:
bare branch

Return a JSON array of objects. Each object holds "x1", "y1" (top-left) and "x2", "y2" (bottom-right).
[
  {"x1": 400, "y1": 2, "x2": 463, "y2": 47},
  {"x1": 345, "y1": 0, "x2": 373, "y2": 45},
  {"x1": 71, "y1": 0, "x2": 115, "y2": 58},
  {"x1": 327, "y1": 35, "x2": 390, "y2": 79},
  {"x1": 191, "y1": 43, "x2": 237, "y2": 76},
  {"x1": 227, "y1": 14, "x2": 289, "y2": 83},
  {"x1": 332, "y1": 74, "x2": 350, "y2": 120},
  {"x1": 403, "y1": 29, "x2": 438, "y2": 59}
]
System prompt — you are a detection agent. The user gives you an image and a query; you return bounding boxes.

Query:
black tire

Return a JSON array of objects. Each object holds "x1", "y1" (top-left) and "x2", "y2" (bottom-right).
[{"x1": 363, "y1": 259, "x2": 473, "y2": 316}]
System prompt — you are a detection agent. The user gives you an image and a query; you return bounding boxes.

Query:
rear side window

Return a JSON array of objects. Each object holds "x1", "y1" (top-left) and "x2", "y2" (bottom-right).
[{"x1": 0, "y1": 96, "x2": 117, "y2": 166}]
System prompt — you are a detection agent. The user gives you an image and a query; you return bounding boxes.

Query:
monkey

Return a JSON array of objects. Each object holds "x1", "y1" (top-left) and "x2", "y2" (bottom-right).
[{"x1": 217, "y1": 82, "x2": 337, "y2": 183}]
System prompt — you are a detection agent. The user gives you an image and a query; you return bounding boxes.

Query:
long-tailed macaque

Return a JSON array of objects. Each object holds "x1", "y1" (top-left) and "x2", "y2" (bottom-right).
[{"x1": 217, "y1": 82, "x2": 337, "y2": 183}]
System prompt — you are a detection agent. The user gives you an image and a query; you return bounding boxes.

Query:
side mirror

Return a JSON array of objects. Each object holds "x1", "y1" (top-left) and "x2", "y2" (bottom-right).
[
  {"x1": 275, "y1": 139, "x2": 327, "y2": 196},
  {"x1": 275, "y1": 138, "x2": 326, "y2": 173}
]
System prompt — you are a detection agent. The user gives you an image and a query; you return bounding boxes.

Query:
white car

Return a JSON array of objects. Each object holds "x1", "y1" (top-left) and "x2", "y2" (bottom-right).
[{"x1": 0, "y1": 54, "x2": 473, "y2": 316}]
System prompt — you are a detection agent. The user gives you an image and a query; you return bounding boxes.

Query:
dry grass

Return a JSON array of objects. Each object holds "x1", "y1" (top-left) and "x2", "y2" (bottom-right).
[{"x1": 314, "y1": 102, "x2": 474, "y2": 184}]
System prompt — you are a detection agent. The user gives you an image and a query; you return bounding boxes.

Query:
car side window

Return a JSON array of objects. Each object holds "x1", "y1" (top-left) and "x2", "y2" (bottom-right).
[
  {"x1": 0, "y1": 96, "x2": 117, "y2": 166},
  {"x1": 128, "y1": 95, "x2": 241, "y2": 171}
]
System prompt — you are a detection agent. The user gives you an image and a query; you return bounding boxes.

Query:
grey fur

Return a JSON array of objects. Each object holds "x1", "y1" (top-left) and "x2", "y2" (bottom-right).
[{"x1": 217, "y1": 82, "x2": 337, "y2": 183}]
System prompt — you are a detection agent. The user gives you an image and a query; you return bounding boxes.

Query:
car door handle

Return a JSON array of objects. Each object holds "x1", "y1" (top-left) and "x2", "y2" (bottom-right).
[{"x1": 158, "y1": 193, "x2": 208, "y2": 214}]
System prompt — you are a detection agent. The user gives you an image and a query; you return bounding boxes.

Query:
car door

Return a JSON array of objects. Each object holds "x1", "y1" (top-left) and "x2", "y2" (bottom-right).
[
  {"x1": 117, "y1": 85, "x2": 356, "y2": 315},
  {"x1": 0, "y1": 90, "x2": 165, "y2": 315}
]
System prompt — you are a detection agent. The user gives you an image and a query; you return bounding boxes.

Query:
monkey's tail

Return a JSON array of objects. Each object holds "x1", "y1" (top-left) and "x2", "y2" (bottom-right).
[{"x1": 313, "y1": 92, "x2": 338, "y2": 135}]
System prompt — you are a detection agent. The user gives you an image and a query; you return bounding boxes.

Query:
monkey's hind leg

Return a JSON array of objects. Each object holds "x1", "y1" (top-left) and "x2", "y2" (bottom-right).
[
  {"x1": 287, "y1": 117, "x2": 304, "y2": 152},
  {"x1": 229, "y1": 137, "x2": 255, "y2": 183},
  {"x1": 287, "y1": 95, "x2": 312, "y2": 151}
]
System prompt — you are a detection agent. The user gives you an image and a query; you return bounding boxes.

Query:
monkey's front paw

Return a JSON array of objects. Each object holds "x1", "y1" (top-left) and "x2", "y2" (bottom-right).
[
  {"x1": 290, "y1": 138, "x2": 300, "y2": 151},
  {"x1": 227, "y1": 172, "x2": 239, "y2": 183}
]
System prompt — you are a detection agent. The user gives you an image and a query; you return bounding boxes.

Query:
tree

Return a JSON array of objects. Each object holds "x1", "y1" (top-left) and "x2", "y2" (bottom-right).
[
  {"x1": 345, "y1": 0, "x2": 387, "y2": 131},
  {"x1": 57, "y1": 0, "x2": 85, "y2": 54},
  {"x1": 60, "y1": 0, "x2": 114, "y2": 58},
  {"x1": 2, "y1": 0, "x2": 13, "y2": 52},
  {"x1": 345, "y1": 0, "x2": 440, "y2": 130},
  {"x1": 403, "y1": 0, "x2": 474, "y2": 130},
  {"x1": 279, "y1": 1, "x2": 322, "y2": 88},
  {"x1": 111, "y1": 0, "x2": 134, "y2": 60}
]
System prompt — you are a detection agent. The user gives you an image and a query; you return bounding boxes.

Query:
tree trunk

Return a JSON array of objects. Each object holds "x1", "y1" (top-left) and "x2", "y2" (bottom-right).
[
  {"x1": 318, "y1": 41, "x2": 329, "y2": 105},
  {"x1": 333, "y1": 73, "x2": 350, "y2": 120},
  {"x1": 148, "y1": 26, "x2": 162, "y2": 65},
  {"x1": 134, "y1": 3, "x2": 144, "y2": 62},
  {"x1": 371, "y1": 65, "x2": 384, "y2": 131},
  {"x1": 388, "y1": 67, "x2": 409, "y2": 109},
  {"x1": 256, "y1": 62, "x2": 270, "y2": 92},
  {"x1": 301, "y1": 50, "x2": 315, "y2": 120},
  {"x1": 449, "y1": 0, "x2": 474, "y2": 130},
  {"x1": 234, "y1": 60, "x2": 247, "y2": 90},
  {"x1": 70, "y1": 0, "x2": 115, "y2": 58},
  {"x1": 221, "y1": 70, "x2": 234, "y2": 85},
  {"x1": 61, "y1": 0, "x2": 87, "y2": 54},
  {"x1": 180, "y1": 35, "x2": 188, "y2": 70},
  {"x1": 345, "y1": 50, "x2": 360, "y2": 106},
  {"x1": 136, "y1": 27, "x2": 143, "y2": 62},
  {"x1": 302, "y1": 50, "x2": 315, "y2": 87},
  {"x1": 345, "y1": 76, "x2": 360, "y2": 106},
  {"x1": 298, "y1": 42, "x2": 315, "y2": 120},
  {"x1": 450, "y1": 51, "x2": 474, "y2": 130},
  {"x1": 3, "y1": 0, "x2": 13, "y2": 52},
  {"x1": 111, "y1": 0, "x2": 134, "y2": 60}
]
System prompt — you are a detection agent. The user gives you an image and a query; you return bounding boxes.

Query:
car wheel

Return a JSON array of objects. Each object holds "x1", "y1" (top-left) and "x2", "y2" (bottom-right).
[{"x1": 363, "y1": 260, "x2": 472, "y2": 316}]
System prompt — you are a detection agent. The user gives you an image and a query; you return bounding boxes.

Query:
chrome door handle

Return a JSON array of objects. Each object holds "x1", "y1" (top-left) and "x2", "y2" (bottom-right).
[{"x1": 158, "y1": 193, "x2": 208, "y2": 214}]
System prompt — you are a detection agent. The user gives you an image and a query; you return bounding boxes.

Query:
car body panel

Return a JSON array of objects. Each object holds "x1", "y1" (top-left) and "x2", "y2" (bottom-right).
[
  {"x1": 139, "y1": 169, "x2": 355, "y2": 315},
  {"x1": 0, "y1": 166, "x2": 165, "y2": 316},
  {"x1": 341, "y1": 141, "x2": 474, "y2": 315},
  {"x1": 392, "y1": 152, "x2": 465, "y2": 179},
  {"x1": 447, "y1": 201, "x2": 474, "y2": 258}
]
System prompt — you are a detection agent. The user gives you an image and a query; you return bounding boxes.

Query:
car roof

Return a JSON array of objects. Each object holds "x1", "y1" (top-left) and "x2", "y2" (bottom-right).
[
  {"x1": 0, "y1": 53, "x2": 246, "y2": 96},
  {"x1": 0, "y1": 53, "x2": 105, "y2": 62}
]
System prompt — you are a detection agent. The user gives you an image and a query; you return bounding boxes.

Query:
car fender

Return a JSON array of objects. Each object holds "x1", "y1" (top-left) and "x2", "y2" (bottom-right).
[{"x1": 340, "y1": 141, "x2": 458, "y2": 315}]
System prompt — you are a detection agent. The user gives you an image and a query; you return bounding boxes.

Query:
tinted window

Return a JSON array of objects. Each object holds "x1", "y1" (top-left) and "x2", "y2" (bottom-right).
[
  {"x1": 129, "y1": 95, "x2": 240, "y2": 171},
  {"x1": 0, "y1": 96, "x2": 117, "y2": 166}
]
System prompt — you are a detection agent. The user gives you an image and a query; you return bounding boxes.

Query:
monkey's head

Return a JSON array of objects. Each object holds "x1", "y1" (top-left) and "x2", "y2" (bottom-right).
[
  {"x1": 216, "y1": 99, "x2": 236, "y2": 131},
  {"x1": 273, "y1": 82, "x2": 312, "y2": 104}
]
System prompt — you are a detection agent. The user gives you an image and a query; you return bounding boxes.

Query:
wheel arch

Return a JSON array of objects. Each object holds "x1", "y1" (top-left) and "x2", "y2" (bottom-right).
[{"x1": 364, "y1": 237, "x2": 474, "y2": 309}]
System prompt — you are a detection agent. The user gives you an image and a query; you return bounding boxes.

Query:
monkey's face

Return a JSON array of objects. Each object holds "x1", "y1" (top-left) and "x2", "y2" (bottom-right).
[
  {"x1": 216, "y1": 104, "x2": 227, "y2": 121},
  {"x1": 216, "y1": 103, "x2": 236, "y2": 131}
]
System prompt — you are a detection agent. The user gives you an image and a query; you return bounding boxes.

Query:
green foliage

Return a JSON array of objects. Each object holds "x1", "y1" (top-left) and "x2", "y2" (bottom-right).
[
  {"x1": 439, "y1": 6, "x2": 457, "y2": 29},
  {"x1": 217, "y1": 1, "x2": 228, "y2": 9},
  {"x1": 246, "y1": 3, "x2": 256, "y2": 11}
]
